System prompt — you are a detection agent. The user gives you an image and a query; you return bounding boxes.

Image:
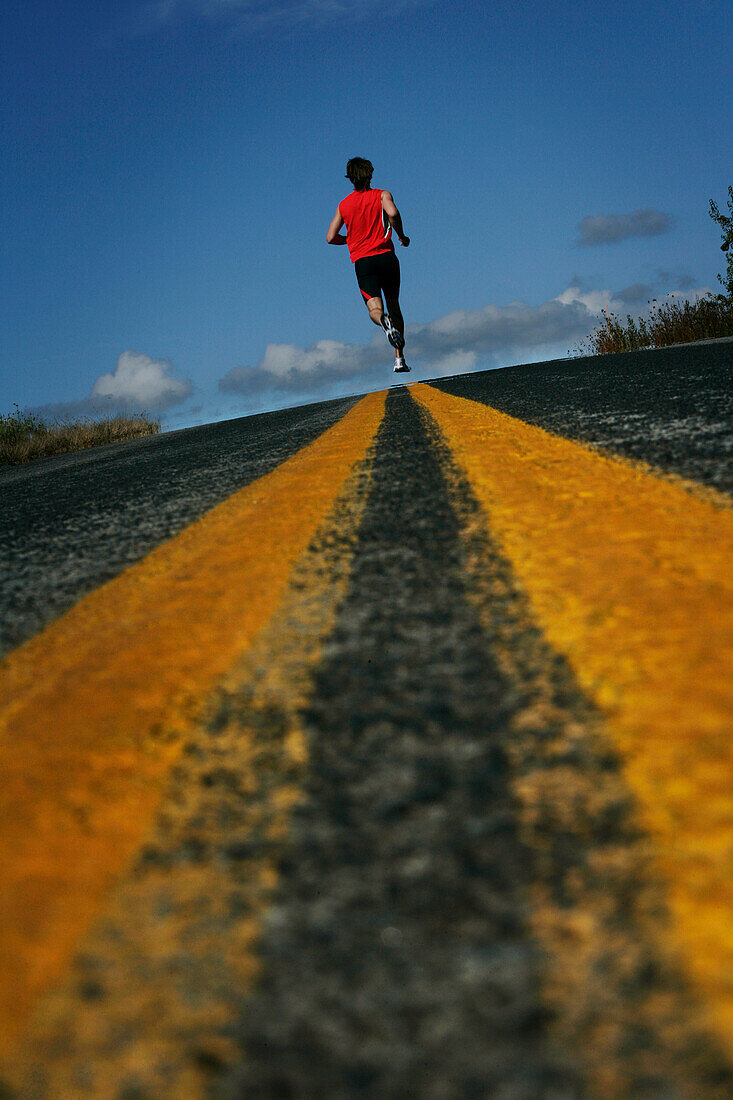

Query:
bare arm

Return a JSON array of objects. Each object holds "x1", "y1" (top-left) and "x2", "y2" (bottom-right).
[
  {"x1": 382, "y1": 191, "x2": 410, "y2": 246},
  {"x1": 326, "y1": 207, "x2": 347, "y2": 245}
]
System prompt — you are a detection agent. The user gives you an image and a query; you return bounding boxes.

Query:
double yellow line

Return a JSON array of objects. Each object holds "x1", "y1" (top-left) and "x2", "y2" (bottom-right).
[
  {"x1": 4, "y1": 381, "x2": 733, "y2": 1066},
  {"x1": 414, "y1": 384, "x2": 733, "y2": 1055}
]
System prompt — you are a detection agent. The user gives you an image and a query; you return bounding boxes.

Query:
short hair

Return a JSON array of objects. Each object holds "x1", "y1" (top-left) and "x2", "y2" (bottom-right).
[{"x1": 345, "y1": 157, "x2": 374, "y2": 190}]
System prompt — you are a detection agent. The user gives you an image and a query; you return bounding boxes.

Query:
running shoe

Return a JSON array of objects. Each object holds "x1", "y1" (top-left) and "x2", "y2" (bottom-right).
[
  {"x1": 381, "y1": 314, "x2": 405, "y2": 350},
  {"x1": 393, "y1": 357, "x2": 410, "y2": 373}
]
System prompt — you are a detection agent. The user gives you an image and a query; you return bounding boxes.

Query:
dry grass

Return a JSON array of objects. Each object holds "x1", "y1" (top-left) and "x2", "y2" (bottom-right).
[
  {"x1": 574, "y1": 293, "x2": 733, "y2": 356},
  {"x1": 0, "y1": 406, "x2": 160, "y2": 466}
]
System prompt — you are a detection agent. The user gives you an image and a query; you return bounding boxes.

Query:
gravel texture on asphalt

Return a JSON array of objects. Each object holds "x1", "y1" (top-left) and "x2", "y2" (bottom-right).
[
  {"x1": 429, "y1": 342, "x2": 733, "y2": 495},
  {"x1": 221, "y1": 390, "x2": 732, "y2": 1099},
  {"x1": 0, "y1": 396, "x2": 359, "y2": 658}
]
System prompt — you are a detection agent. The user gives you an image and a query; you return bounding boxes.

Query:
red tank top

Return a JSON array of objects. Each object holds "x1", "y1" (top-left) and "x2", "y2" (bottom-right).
[{"x1": 338, "y1": 188, "x2": 394, "y2": 263}]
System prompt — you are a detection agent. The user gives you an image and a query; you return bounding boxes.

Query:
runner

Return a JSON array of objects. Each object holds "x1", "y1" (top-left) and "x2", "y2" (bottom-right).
[{"x1": 327, "y1": 157, "x2": 411, "y2": 373}]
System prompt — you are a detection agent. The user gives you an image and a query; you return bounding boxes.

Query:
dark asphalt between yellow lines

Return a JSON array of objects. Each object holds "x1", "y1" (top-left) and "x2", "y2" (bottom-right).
[
  {"x1": 413, "y1": 382, "x2": 733, "y2": 1057},
  {"x1": 0, "y1": 391, "x2": 385, "y2": 1058}
]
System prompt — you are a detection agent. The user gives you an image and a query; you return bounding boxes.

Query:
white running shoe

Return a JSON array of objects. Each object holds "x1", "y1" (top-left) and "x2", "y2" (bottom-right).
[
  {"x1": 393, "y1": 357, "x2": 410, "y2": 373},
  {"x1": 381, "y1": 314, "x2": 405, "y2": 350}
]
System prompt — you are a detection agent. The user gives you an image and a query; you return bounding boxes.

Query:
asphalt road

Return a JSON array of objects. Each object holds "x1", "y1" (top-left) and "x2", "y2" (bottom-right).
[
  {"x1": 1, "y1": 344, "x2": 732, "y2": 1098},
  {"x1": 0, "y1": 396, "x2": 360, "y2": 658},
  {"x1": 432, "y1": 341, "x2": 733, "y2": 493}
]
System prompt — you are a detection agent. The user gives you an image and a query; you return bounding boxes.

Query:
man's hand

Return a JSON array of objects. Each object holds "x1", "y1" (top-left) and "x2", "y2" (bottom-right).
[{"x1": 399, "y1": 236, "x2": 410, "y2": 247}]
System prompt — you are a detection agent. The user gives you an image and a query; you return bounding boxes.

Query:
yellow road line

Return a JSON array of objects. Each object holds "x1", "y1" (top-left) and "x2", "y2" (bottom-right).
[
  {"x1": 0, "y1": 391, "x2": 385, "y2": 1058},
  {"x1": 2, "y1": 451, "x2": 376, "y2": 1097},
  {"x1": 413, "y1": 383, "x2": 733, "y2": 1052}
]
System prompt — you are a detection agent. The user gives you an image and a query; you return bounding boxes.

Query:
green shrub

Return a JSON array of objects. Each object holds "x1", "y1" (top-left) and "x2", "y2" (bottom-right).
[
  {"x1": 709, "y1": 185, "x2": 733, "y2": 298},
  {"x1": 0, "y1": 407, "x2": 160, "y2": 465},
  {"x1": 0, "y1": 404, "x2": 47, "y2": 443},
  {"x1": 573, "y1": 293, "x2": 733, "y2": 356}
]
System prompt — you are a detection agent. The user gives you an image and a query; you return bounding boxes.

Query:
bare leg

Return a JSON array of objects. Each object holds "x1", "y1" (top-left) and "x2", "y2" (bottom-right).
[{"x1": 365, "y1": 296, "x2": 384, "y2": 326}]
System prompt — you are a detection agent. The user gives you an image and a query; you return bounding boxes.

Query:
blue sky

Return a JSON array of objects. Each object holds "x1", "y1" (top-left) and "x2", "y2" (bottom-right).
[{"x1": 2, "y1": 0, "x2": 731, "y2": 429}]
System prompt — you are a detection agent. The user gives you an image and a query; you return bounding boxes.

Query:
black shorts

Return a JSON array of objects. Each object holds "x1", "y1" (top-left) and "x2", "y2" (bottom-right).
[{"x1": 354, "y1": 249, "x2": 400, "y2": 303}]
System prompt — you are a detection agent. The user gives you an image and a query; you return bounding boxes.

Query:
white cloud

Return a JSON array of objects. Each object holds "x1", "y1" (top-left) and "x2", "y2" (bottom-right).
[
  {"x1": 135, "y1": 0, "x2": 431, "y2": 34},
  {"x1": 219, "y1": 278, "x2": 713, "y2": 407},
  {"x1": 615, "y1": 283, "x2": 654, "y2": 304},
  {"x1": 426, "y1": 349, "x2": 478, "y2": 375},
  {"x1": 577, "y1": 209, "x2": 673, "y2": 246},
  {"x1": 36, "y1": 351, "x2": 193, "y2": 420},
  {"x1": 657, "y1": 285, "x2": 713, "y2": 305},
  {"x1": 220, "y1": 337, "x2": 385, "y2": 394},
  {"x1": 656, "y1": 269, "x2": 698, "y2": 291},
  {"x1": 219, "y1": 285, "x2": 621, "y2": 399},
  {"x1": 91, "y1": 350, "x2": 193, "y2": 409},
  {"x1": 554, "y1": 285, "x2": 623, "y2": 314}
]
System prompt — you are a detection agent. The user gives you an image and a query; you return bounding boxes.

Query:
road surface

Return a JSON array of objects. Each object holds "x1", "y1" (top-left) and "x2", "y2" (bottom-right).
[{"x1": 1, "y1": 342, "x2": 732, "y2": 1098}]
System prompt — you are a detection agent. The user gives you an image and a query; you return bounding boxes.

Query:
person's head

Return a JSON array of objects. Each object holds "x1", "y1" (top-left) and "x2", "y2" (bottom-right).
[{"x1": 345, "y1": 157, "x2": 374, "y2": 191}]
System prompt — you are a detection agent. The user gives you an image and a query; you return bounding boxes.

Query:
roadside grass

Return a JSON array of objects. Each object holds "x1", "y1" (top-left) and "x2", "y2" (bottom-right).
[
  {"x1": 574, "y1": 293, "x2": 733, "y2": 356},
  {"x1": 0, "y1": 406, "x2": 160, "y2": 466}
]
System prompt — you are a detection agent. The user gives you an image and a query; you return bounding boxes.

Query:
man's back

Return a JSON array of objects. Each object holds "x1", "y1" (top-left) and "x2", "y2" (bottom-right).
[{"x1": 338, "y1": 188, "x2": 393, "y2": 263}]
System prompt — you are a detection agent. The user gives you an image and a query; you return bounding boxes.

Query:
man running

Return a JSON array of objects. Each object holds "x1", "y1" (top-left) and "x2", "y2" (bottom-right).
[{"x1": 327, "y1": 157, "x2": 411, "y2": 373}]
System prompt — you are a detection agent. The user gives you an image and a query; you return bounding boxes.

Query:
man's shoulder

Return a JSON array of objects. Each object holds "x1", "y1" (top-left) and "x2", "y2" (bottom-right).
[
  {"x1": 339, "y1": 188, "x2": 385, "y2": 214},
  {"x1": 341, "y1": 188, "x2": 385, "y2": 199}
]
